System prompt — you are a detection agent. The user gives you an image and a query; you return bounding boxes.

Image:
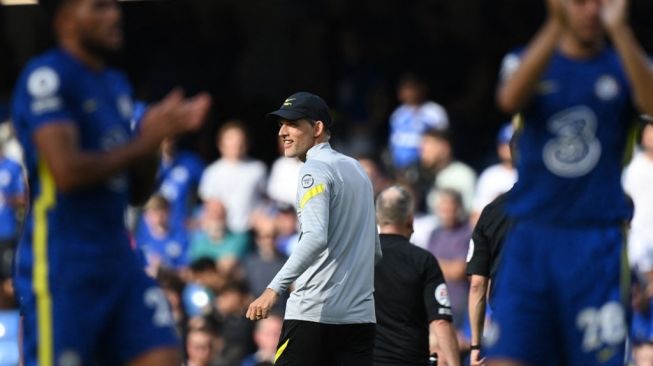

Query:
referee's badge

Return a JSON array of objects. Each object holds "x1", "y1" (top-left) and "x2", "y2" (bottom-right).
[
  {"x1": 301, "y1": 174, "x2": 314, "y2": 188},
  {"x1": 434, "y1": 284, "x2": 451, "y2": 307},
  {"x1": 466, "y1": 239, "x2": 474, "y2": 263}
]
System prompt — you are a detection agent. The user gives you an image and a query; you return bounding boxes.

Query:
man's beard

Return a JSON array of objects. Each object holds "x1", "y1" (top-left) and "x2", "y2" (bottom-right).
[{"x1": 80, "y1": 37, "x2": 121, "y2": 65}]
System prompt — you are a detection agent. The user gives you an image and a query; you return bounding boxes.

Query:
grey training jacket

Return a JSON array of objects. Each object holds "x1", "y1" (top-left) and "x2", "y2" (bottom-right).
[{"x1": 268, "y1": 143, "x2": 382, "y2": 324}]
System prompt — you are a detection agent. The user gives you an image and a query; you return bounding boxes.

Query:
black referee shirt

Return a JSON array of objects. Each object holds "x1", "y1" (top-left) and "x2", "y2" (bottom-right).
[
  {"x1": 374, "y1": 234, "x2": 453, "y2": 366},
  {"x1": 466, "y1": 192, "x2": 512, "y2": 299}
]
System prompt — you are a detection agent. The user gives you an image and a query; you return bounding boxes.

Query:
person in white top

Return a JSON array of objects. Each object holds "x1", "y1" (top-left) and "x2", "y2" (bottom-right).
[
  {"x1": 624, "y1": 121, "x2": 653, "y2": 276},
  {"x1": 471, "y1": 123, "x2": 518, "y2": 224},
  {"x1": 267, "y1": 139, "x2": 303, "y2": 207},
  {"x1": 420, "y1": 129, "x2": 477, "y2": 214},
  {"x1": 198, "y1": 121, "x2": 266, "y2": 233},
  {"x1": 389, "y1": 74, "x2": 449, "y2": 171}
]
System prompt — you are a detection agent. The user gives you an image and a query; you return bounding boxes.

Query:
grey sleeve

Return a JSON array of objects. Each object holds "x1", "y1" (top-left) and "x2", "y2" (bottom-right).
[{"x1": 268, "y1": 165, "x2": 331, "y2": 294}]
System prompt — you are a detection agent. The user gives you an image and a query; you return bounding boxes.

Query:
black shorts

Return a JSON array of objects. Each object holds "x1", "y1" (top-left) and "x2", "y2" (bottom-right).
[{"x1": 274, "y1": 320, "x2": 375, "y2": 366}]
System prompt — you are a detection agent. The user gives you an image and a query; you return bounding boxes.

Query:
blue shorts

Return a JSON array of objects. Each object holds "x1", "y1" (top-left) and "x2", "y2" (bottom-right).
[
  {"x1": 486, "y1": 222, "x2": 627, "y2": 366},
  {"x1": 15, "y1": 248, "x2": 179, "y2": 366}
]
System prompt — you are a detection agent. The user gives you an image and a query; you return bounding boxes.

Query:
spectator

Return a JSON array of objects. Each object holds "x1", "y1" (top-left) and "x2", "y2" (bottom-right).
[
  {"x1": 0, "y1": 246, "x2": 19, "y2": 366},
  {"x1": 421, "y1": 129, "x2": 477, "y2": 214},
  {"x1": 189, "y1": 258, "x2": 226, "y2": 295},
  {"x1": 157, "y1": 269, "x2": 189, "y2": 335},
  {"x1": 136, "y1": 194, "x2": 190, "y2": 271},
  {"x1": 427, "y1": 189, "x2": 471, "y2": 334},
  {"x1": 199, "y1": 121, "x2": 267, "y2": 233},
  {"x1": 357, "y1": 156, "x2": 391, "y2": 198},
  {"x1": 273, "y1": 204, "x2": 299, "y2": 256},
  {"x1": 189, "y1": 199, "x2": 250, "y2": 265},
  {"x1": 624, "y1": 121, "x2": 653, "y2": 278},
  {"x1": 389, "y1": 74, "x2": 449, "y2": 170},
  {"x1": 185, "y1": 321, "x2": 223, "y2": 366},
  {"x1": 158, "y1": 138, "x2": 205, "y2": 231},
  {"x1": 240, "y1": 314, "x2": 283, "y2": 366},
  {"x1": 266, "y1": 139, "x2": 302, "y2": 207},
  {"x1": 625, "y1": 120, "x2": 653, "y2": 366},
  {"x1": 0, "y1": 142, "x2": 25, "y2": 248},
  {"x1": 471, "y1": 123, "x2": 517, "y2": 224},
  {"x1": 243, "y1": 219, "x2": 288, "y2": 311},
  {"x1": 216, "y1": 280, "x2": 256, "y2": 366}
]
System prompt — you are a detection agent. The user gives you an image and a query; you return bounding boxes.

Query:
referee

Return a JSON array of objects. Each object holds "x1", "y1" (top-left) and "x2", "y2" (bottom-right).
[
  {"x1": 246, "y1": 92, "x2": 382, "y2": 365},
  {"x1": 466, "y1": 191, "x2": 512, "y2": 366},
  {"x1": 374, "y1": 185, "x2": 460, "y2": 366}
]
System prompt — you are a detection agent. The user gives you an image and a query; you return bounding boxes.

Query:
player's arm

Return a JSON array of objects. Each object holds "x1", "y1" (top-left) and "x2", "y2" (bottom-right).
[
  {"x1": 602, "y1": 0, "x2": 653, "y2": 116},
  {"x1": 496, "y1": 0, "x2": 564, "y2": 114},
  {"x1": 430, "y1": 319, "x2": 461, "y2": 366},
  {"x1": 247, "y1": 165, "x2": 331, "y2": 320},
  {"x1": 466, "y1": 209, "x2": 493, "y2": 365},
  {"x1": 424, "y1": 254, "x2": 458, "y2": 365},
  {"x1": 468, "y1": 275, "x2": 488, "y2": 366},
  {"x1": 34, "y1": 90, "x2": 210, "y2": 192},
  {"x1": 266, "y1": 167, "x2": 330, "y2": 293}
]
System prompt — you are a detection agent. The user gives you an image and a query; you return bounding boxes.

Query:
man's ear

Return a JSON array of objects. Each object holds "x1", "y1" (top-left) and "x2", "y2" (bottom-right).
[
  {"x1": 406, "y1": 214, "x2": 414, "y2": 232},
  {"x1": 314, "y1": 120, "x2": 324, "y2": 138}
]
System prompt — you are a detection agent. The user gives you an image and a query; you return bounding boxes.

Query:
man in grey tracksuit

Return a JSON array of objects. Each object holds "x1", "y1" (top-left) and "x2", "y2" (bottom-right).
[{"x1": 246, "y1": 91, "x2": 381, "y2": 365}]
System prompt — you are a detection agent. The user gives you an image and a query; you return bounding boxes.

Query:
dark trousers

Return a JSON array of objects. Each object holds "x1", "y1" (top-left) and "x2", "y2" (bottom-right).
[{"x1": 274, "y1": 320, "x2": 375, "y2": 366}]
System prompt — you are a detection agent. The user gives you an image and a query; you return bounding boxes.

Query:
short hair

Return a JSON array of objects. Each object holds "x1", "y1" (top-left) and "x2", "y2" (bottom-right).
[
  {"x1": 216, "y1": 119, "x2": 249, "y2": 144},
  {"x1": 190, "y1": 258, "x2": 218, "y2": 273},
  {"x1": 144, "y1": 194, "x2": 170, "y2": 211},
  {"x1": 423, "y1": 128, "x2": 453, "y2": 146},
  {"x1": 156, "y1": 268, "x2": 185, "y2": 294},
  {"x1": 376, "y1": 185, "x2": 414, "y2": 226}
]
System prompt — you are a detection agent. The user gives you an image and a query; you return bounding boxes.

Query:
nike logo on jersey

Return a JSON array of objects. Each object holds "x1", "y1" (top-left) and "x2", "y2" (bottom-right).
[
  {"x1": 536, "y1": 80, "x2": 558, "y2": 95},
  {"x1": 83, "y1": 99, "x2": 98, "y2": 113}
]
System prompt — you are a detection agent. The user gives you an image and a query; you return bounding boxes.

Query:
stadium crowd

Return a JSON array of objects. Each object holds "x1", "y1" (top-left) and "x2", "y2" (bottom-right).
[
  {"x1": 0, "y1": 72, "x2": 651, "y2": 365},
  {"x1": 1, "y1": 1, "x2": 653, "y2": 363},
  {"x1": 0, "y1": 74, "x2": 516, "y2": 365},
  {"x1": 1, "y1": 69, "x2": 649, "y2": 365}
]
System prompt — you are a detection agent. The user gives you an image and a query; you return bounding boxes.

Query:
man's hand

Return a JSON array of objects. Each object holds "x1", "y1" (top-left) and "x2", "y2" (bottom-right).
[
  {"x1": 547, "y1": 0, "x2": 565, "y2": 26},
  {"x1": 139, "y1": 89, "x2": 211, "y2": 150},
  {"x1": 601, "y1": 0, "x2": 628, "y2": 34},
  {"x1": 470, "y1": 349, "x2": 486, "y2": 366},
  {"x1": 246, "y1": 288, "x2": 279, "y2": 321}
]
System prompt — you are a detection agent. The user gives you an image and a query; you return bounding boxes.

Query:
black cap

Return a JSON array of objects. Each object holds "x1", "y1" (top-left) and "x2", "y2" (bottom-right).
[{"x1": 266, "y1": 92, "x2": 333, "y2": 127}]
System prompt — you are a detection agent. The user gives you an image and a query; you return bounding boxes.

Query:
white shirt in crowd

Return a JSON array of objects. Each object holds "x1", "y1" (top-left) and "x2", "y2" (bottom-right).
[
  {"x1": 472, "y1": 164, "x2": 517, "y2": 213},
  {"x1": 199, "y1": 158, "x2": 267, "y2": 233},
  {"x1": 267, "y1": 156, "x2": 303, "y2": 208},
  {"x1": 431, "y1": 160, "x2": 477, "y2": 213},
  {"x1": 623, "y1": 151, "x2": 653, "y2": 272}
]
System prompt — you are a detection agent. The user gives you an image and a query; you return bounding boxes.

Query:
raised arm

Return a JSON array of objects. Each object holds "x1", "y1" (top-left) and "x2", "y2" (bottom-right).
[
  {"x1": 497, "y1": 0, "x2": 564, "y2": 114},
  {"x1": 602, "y1": 0, "x2": 653, "y2": 116},
  {"x1": 34, "y1": 90, "x2": 210, "y2": 193}
]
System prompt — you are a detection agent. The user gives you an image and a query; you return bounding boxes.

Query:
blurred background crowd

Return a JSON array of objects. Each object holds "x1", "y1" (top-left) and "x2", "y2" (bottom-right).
[{"x1": 2, "y1": 1, "x2": 653, "y2": 365}]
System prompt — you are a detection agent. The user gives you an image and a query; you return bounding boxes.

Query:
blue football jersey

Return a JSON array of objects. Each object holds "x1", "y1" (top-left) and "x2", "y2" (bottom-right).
[
  {"x1": 158, "y1": 151, "x2": 204, "y2": 230},
  {"x1": 504, "y1": 48, "x2": 635, "y2": 225},
  {"x1": 11, "y1": 48, "x2": 135, "y2": 257},
  {"x1": 0, "y1": 157, "x2": 25, "y2": 240},
  {"x1": 134, "y1": 218, "x2": 189, "y2": 269}
]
